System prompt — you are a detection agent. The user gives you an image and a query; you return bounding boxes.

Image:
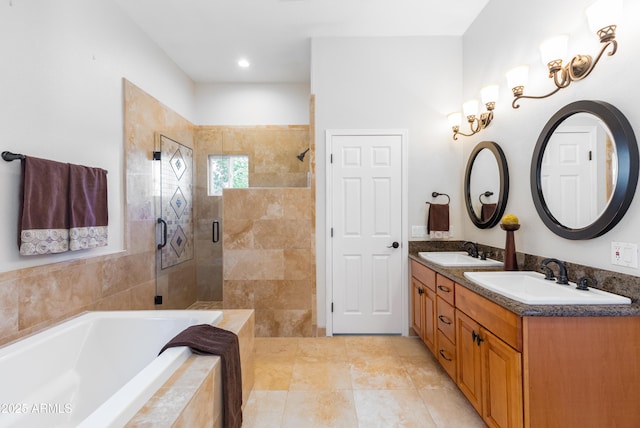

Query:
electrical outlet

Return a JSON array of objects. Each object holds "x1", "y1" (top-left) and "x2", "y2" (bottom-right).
[
  {"x1": 611, "y1": 242, "x2": 638, "y2": 268},
  {"x1": 412, "y1": 225, "x2": 428, "y2": 238}
]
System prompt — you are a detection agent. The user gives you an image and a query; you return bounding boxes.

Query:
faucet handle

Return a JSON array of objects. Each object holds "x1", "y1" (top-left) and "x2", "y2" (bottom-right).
[
  {"x1": 541, "y1": 266, "x2": 555, "y2": 281},
  {"x1": 576, "y1": 277, "x2": 596, "y2": 291}
]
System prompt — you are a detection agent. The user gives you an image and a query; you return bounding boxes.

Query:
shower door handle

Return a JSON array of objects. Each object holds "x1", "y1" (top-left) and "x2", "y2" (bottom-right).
[
  {"x1": 157, "y1": 218, "x2": 167, "y2": 250},
  {"x1": 212, "y1": 220, "x2": 220, "y2": 243}
]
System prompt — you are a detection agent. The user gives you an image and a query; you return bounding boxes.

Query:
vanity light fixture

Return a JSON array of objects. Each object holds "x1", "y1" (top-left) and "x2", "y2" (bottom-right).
[
  {"x1": 448, "y1": 84, "x2": 499, "y2": 140},
  {"x1": 509, "y1": 0, "x2": 621, "y2": 109}
]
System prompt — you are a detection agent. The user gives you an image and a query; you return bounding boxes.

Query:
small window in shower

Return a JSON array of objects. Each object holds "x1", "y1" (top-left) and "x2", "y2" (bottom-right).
[{"x1": 208, "y1": 154, "x2": 249, "y2": 196}]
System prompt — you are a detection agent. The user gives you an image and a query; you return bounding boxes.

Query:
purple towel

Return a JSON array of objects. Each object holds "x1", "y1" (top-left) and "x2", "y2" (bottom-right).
[
  {"x1": 18, "y1": 156, "x2": 70, "y2": 255},
  {"x1": 160, "y1": 324, "x2": 242, "y2": 428},
  {"x1": 69, "y1": 164, "x2": 108, "y2": 251}
]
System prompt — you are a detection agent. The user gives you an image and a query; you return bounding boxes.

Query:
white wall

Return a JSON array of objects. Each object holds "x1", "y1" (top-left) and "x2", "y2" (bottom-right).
[
  {"x1": 195, "y1": 83, "x2": 310, "y2": 125},
  {"x1": 461, "y1": 0, "x2": 640, "y2": 276},
  {"x1": 312, "y1": 36, "x2": 464, "y2": 328},
  {"x1": 0, "y1": 0, "x2": 195, "y2": 272}
]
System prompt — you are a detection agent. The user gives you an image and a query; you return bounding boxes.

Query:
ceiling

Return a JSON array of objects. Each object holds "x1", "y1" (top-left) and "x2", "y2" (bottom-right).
[{"x1": 114, "y1": 0, "x2": 489, "y2": 84}]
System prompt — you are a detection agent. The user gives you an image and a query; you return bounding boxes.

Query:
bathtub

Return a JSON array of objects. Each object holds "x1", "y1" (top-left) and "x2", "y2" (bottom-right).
[{"x1": 0, "y1": 310, "x2": 223, "y2": 428}]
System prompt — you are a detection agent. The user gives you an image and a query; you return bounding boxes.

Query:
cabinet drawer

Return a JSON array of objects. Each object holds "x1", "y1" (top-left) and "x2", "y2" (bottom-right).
[
  {"x1": 437, "y1": 296, "x2": 455, "y2": 343},
  {"x1": 437, "y1": 329, "x2": 457, "y2": 380},
  {"x1": 456, "y1": 284, "x2": 522, "y2": 351},
  {"x1": 411, "y1": 260, "x2": 436, "y2": 291},
  {"x1": 436, "y1": 274, "x2": 455, "y2": 305}
]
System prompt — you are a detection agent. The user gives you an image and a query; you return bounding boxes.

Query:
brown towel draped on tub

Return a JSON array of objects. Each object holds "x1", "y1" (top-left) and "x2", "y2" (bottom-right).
[
  {"x1": 18, "y1": 156, "x2": 70, "y2": 255},
  {"x1": 427, "y1": 203, "x2": 450, "y2": 233},
  {"x1": 69, "y1": 164, "x2": 108, "y2": 251},
  {"x1": 160, "y1": 324, "x2": 242, "y2": 428}
]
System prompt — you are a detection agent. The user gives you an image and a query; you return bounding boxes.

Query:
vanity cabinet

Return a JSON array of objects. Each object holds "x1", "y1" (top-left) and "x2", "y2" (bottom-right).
[
  {"x1": 410, "y1": 261, "x2": 437, "y2": 354},
  {"x1": 455, "y1": 289, "x2": 523, "y2": 428},
  {"x1": 410, "y1": 258, "x2": 640, "y2": 427}
]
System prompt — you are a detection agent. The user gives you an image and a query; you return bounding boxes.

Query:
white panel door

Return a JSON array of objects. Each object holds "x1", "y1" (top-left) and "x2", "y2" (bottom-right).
[
  {"x1": 541, "y1": 126, "x2": 597, "y2": 228},
  {"x1": 329, "y1": 133, "x2": 404, "y2": 334}
]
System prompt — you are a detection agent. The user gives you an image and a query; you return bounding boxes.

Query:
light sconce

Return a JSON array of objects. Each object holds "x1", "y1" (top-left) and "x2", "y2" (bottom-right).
[
  {"x1": 448, "y1": 84, "x2": 499, "y2": 140},
  {"x1": 509, "y1": 0, "x2": 621, "y2": 109}
]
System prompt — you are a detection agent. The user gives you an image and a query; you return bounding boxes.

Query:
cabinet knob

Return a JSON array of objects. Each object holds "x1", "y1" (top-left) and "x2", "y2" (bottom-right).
[{"x1": 418, "y1": 288, "x2": 424, "y2": 296}]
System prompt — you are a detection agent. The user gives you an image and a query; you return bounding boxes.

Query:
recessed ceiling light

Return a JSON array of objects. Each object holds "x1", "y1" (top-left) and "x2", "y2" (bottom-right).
[{"x1": 238, "y1": 59, "x2": 250, "y2": 68}]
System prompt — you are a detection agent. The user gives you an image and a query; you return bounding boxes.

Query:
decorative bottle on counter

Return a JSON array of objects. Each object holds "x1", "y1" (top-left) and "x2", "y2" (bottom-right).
[{"x1": 500, "y1": 223, "x2": 520, "y2": 271}]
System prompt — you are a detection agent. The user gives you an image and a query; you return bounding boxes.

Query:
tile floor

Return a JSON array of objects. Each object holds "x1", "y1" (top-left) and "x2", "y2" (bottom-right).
[{"x1": 242, "y1": 336, "x2": 486, "y2": 428}]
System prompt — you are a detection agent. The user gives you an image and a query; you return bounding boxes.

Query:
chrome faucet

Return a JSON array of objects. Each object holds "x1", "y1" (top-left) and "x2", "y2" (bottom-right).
[
  {"x1": 540, "y1": 258, "x2": 569, "y2": 285},
  {"x1": 463, "y1": 241, "x2": 479, "y2": 258}
]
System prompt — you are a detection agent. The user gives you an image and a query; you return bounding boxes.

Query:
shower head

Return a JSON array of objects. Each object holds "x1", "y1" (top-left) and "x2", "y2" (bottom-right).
[{"x1": 297, "y1": 148, "x2": 310, "y2": 161}]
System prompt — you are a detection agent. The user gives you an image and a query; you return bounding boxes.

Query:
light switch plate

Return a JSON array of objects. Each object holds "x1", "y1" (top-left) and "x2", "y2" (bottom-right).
[{"x1": 611, "y1": 242, "x2": 638, "y2": 268}]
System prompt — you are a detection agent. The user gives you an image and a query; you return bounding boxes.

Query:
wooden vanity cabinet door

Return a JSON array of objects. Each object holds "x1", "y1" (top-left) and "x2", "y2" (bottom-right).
[
  {"x1": 411, "y1": 276, "x2": 436, "y2": 354},
  {"x1": 412, "y1": 277, "x2": 424, "y2": 338},
  {"x1": 455, "y1": 309, "x2": 483, "y2": 414},
  {"x1": 423, "y1": 286, "x2": 437, "y2": 354},
  {"x1": 482, "y1": 328, "x2": 523, "y2": 428}
]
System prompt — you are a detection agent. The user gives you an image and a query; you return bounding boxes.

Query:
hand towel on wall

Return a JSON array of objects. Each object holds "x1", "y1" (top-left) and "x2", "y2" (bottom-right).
[
  {"x1": 18, "y1": 156, "x2": 70, "y2": 255},
  {"x1": 481, "y1": 203, "x2": 497, "y2": 222},
  {"x1": 69, "y1": 164, "x2": 108, "y2": 251},
  {"x1": 427, "y1": 203, "x2": 450, "y2": 237}
]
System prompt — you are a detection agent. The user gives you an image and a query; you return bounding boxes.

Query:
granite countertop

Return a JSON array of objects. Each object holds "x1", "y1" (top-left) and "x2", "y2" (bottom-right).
[{"x1": 409, "y1": 253, "x2": 640, "y2": 317}]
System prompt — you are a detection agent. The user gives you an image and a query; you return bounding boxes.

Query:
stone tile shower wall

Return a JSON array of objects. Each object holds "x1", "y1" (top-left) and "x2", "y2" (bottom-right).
[
  {"x1": 223, "y1": 188, "x2": 315, "y2": 336},
  {"x1": 194, "y1": 125, "x2": 314, "y2": 312},
  {"x1": 0, "y1": 80, "x2": 196, "y2": 346}
]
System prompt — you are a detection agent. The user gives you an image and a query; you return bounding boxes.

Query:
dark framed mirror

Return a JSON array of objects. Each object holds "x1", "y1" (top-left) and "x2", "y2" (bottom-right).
[
  {"x1": 464, "y1": 141, "x2": 509, "y2": 228},
  {"x1": 531, "y1": 100, "x2": 639, "y2": 239}
]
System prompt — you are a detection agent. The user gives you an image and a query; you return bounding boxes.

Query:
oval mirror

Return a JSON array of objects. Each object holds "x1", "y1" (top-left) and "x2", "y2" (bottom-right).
[
  {"x1": 464, "y1": 141, "x2": 509, "y2": 228},
  {"x1": 531, "y1": 100, "x2": 639, "y2": 239}
]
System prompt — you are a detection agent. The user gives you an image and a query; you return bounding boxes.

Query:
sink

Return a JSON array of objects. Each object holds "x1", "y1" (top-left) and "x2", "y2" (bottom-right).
[
  {"x1": 464, "y1": 271, "x2": 631, "y2": 305},
  {"x1": 418, "y1": 251, "x2": 503, "y2": 267}
]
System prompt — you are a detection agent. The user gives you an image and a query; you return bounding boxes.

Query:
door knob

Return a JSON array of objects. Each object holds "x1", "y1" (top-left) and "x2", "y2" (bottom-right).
[{"x1": 388, "y1": 242, "x2": 400, "y2": 249}]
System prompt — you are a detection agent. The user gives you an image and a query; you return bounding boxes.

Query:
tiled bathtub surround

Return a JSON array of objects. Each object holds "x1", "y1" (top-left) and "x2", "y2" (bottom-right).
[
  {"x1": 126, "y1": 309, "x2": 255, "y2": 427},
  {"x1": 223, "y1": 188, "x2": 316, "y2": 337}
]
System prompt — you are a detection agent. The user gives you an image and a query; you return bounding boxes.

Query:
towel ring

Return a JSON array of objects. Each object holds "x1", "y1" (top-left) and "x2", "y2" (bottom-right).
[
  {"x1": 426, "y1": 191, "x2": 450, "y2": 205},
  {"x1": 479, "y1": 191, "x2": 494, "y2": 204}
]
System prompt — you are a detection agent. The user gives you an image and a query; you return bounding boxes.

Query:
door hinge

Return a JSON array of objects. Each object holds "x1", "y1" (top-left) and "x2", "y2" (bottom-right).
[
  {"x1": 331, "y1": 228, "x2": 333, "y2": 237},
  {"x1": 588, "y1": 150, "x2": 593, "y2": 161},
  {"x1": 330, "y1": 153, "x2": 333, "y2": 163},
  {"x1": 154, "y1": 295, "x2": 163, "y2": 305},
  {"x1": 331, "y1": 302, "x2": 334, "y2": 313},
  {"x1": 152, "y1": 151, "x2": 162, "y2": 161}
]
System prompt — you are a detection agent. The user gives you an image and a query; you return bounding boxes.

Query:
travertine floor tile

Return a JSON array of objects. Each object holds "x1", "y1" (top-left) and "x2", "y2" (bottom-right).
[
  {"x1": 353, "y1": 389, "x2": 437, "y2": 427},
  {"x1": 242, "y1": 390, "x2": 286, "y2": 428},
  {"x1": 419, "y1": 387, "x2": 486, "y2": 427},
  {"x1": 281, "y1": 390, "x2": 358, "y2": 428},
  {"x1": 244, "y1": 336, "x2": 487, "y2": 428},
  {"x1": 349, "y1": 355, "x2": 414, "y2": 390},
  {"x1": 289, "y1": 361, "x2": 352, "y2": 390}
]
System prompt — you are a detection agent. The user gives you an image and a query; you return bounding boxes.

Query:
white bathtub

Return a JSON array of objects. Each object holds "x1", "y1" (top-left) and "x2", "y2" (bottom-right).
[{"x1": 0, "y1": 310, "x2": 223, "y2": 428}]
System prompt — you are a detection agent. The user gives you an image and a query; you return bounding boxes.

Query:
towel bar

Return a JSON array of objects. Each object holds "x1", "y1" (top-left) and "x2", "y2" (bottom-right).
[
  {"x1": 426, "y1": 191, "x2": 450, "y2": 204},
  {"x1": 2, "y1": 151, "x2": 25, "y2": 161},
  {"x1": 2, "y1": 151, "x2": 108, "y2": 173}
]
